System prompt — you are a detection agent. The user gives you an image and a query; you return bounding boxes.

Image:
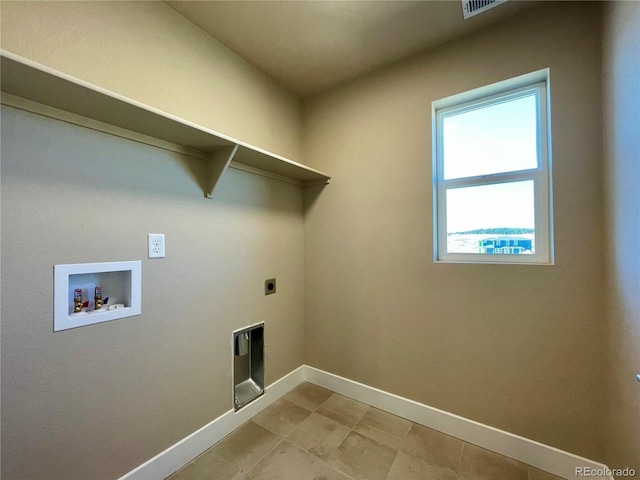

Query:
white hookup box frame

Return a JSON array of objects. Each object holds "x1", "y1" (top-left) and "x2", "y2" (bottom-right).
[{"x1": 54, "y1": 260, "x2": 141, "y2": 331}]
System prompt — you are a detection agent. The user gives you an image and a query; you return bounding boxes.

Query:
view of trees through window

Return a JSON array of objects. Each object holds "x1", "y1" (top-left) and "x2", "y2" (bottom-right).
[{"x1": 445, "y1": 180, "x2": 535, "y2": 255}]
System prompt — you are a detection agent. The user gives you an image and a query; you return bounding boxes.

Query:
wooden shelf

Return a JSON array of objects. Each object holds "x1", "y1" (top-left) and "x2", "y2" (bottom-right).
[{"x1": 0, "y1": 51, "x2": 330, "y2": 196}]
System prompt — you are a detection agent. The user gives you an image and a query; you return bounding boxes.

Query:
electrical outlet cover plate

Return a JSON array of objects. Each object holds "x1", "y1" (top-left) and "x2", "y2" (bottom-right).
[{"x1": 148, "y1": 234, "x2": 165, "y2": 259}]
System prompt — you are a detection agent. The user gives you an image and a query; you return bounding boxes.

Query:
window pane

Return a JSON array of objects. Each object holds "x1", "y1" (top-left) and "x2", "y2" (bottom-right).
[
  {"x1": 446, "y1": 181, "x2": 535, "y2": 255},
  {"x1": 442, "y1": 94, "x2": 538, "y2": 180}
]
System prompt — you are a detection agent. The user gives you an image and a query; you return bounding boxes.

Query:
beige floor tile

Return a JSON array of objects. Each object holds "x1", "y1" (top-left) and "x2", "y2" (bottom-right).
[
  {"x1": 353, "y1": 407, "x2": 411, "y2": 450},
  {"x1": 169, "y1": 386, "x2": 552, "y2": 480},
  {"x1": 252, "y1": 398, "x2": 312, "y2": 437},
  {"x1": 283, "y1": 382, "x2": 334, "y2": 411},
  {"x1": 386, "y1": 451, "x2": 457, "y2": 480},
  {"x1": 212, "y1": 421, "x2": 282, "y2": 473},
  {"x1": 458, "y1": 443, "x2": 528, "y2": 480},
  {"x1": 287, "y1": 412, "x2": 351, "y2": 460},
  {"x1": 401, "y1": 423, "x2": 463, "y2": 472},
  {"x1": 327, "y1": 431, "x2": 398, "y2": 480},
  {"x1": 244, "y1": 440, "x2": 350, "y2": 480},
  {"x1": 316, "y1": 393, "x2": 369, "y2": 428},
  {"x1": 529, "y1": 466, "x2": 566, "y2": 480},
  {"x1": 168, "y1": 449, "x2": 238, "y2": 480}
]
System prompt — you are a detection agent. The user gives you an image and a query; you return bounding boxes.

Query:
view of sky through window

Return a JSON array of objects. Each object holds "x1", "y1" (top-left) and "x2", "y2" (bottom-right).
[
  {"x1": 446, "y1": 181, "x2": 535, "y2": 234},
  {"x1": 441, "y1": 91, "x2": 539, "y2": 255},
  {"x1": 443, "y1": 94, "x2": 538, "y2": 180}
]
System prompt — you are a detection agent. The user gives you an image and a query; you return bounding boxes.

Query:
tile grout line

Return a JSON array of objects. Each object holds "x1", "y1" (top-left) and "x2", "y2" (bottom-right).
[
  {"x1": 239, "y1": 428, "x2": 287, "y2": 478},
  {"x1": 257, "y1": 389, "x2": 359, "y2": 480},
  {"x1": 217, "y1": 452, "x2": 238, "y2": 478},
  {"x1": 283, "y1": 391, "x2": 405, "y2": 480},
  {"x1": 457, "y1": 441, "x2": 465, "y2": 480},
  {"x1": 290, "y1": 392, "x2": 365, "y2": 480},
  {"x1": 383, "y1": 449, "x2": 400, "y2": 480},
  {"x1": 384, "y1": 418, "x2": 413, "y2": 480},
  {"x1": 246, "y1": 393, "x2": 319, "y2": 475},
  {"x1": 285, "y1": 438, "x2": 357, "y2": 480}
]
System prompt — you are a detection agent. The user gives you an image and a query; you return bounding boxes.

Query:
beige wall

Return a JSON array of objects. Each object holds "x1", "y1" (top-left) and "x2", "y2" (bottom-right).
[
  {"x1": 603, "y1": 1, "x2": 640, "y2": 476},
  {"x1": 303, "y1": 2, "x2": 605, "y2": 461},
  {"x1": 0, "y1": 2, "x2": 306, "y2": 479},
  {"x1": 0, "y1": 1, "x2": 303, "y2": 161},
  {"x1": 0, "y1": 106, "x2": 305, "y2": 480}
]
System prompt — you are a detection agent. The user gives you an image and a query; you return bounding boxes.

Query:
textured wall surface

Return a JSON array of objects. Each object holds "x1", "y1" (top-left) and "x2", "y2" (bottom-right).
[
  {"x1": 303, "y1": 2, "x2": 605, "y2": 461},
  {"x1": 603, "y1": 1, "x2": 640, "y2": 476},
  {"x1": 0, "y1": 1, "x2": 303, "y2": 161},
  {"x1": 1, "y1": 108, "x2": 304, "y2": 478},
  {"x1": 1, "y1": 4, "x2": 307, "y2": 476}
]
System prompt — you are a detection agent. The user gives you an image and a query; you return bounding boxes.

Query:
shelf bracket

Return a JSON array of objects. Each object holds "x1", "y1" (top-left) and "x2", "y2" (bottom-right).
[{"x1": 205, "y1": 144, "x2": 239, "y2": 198}]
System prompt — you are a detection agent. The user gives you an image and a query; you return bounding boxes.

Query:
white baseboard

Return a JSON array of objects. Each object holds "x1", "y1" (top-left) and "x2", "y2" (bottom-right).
[
  {"x1": 303, "y1": 366, "x2": 613, "y2": 480},
  {"x1": 119, "y1": 364, "x2": 612, "y2": 480},
  {"x1": 118, "y1": 365, "x2": 304, "y2": 480}
]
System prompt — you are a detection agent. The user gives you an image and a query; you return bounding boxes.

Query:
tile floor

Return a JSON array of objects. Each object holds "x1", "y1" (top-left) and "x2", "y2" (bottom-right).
[{"x1": 168, "y1": 382, "x2": 565, "y2": 480}]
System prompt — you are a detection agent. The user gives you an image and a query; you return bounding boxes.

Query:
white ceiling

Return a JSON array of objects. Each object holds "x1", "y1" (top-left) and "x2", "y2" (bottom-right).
[{"x1": 165, "y1": 1, "x2": 541, "y2": 98}]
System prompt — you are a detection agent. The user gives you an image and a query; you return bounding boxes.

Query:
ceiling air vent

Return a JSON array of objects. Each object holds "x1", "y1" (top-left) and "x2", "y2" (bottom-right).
[{"x1": 461, "y1": 0, "x2": 508, "y2": 19}]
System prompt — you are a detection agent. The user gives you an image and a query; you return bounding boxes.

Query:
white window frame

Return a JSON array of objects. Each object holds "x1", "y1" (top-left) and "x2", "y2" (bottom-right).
[{"x1": 432, "y1": 70, "x2": 553, "y2": 265}]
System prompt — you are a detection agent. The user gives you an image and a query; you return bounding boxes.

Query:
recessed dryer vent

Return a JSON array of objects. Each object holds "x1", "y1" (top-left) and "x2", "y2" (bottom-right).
[{"x1": 233, "y1": 323, "x2": 264, "y2": 411}]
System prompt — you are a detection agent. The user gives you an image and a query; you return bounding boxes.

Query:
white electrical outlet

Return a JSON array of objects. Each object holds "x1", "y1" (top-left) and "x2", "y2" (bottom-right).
[{"x1": 148, "y1": 234, "x2": 165, "y2": 259}]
